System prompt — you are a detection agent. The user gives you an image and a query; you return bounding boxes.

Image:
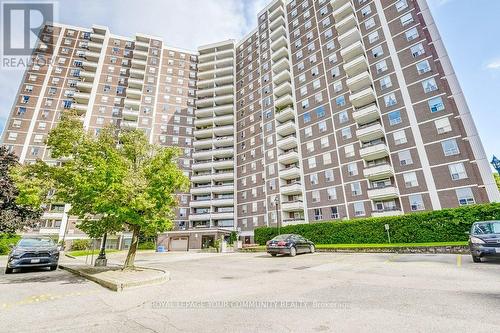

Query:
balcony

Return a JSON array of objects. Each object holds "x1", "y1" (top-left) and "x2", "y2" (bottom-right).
[
  {"x1": 87, "y1": 41, "x2": 102, "y2": 51},
  {"x1": 197, "y1": 75, "x2": 234, "y2": 89},
  {"x1": 191, "y1": 185, "x2": 212, "y2": 195},
  {"x1": 126, "y1": 87, "x2": 142, "y2": 99},
  {"x1": 211, "y1": 212, "x2": 234, "y2": 220},
  {"x1": 278, "y1": 150, "x2": 299, "y2": 164},
  {"x1": 193, "y1": 127, "x2": 214, "y2": 139},
  {"x1": 340, "y1": 41, "x2": 364, "y2": 63},
  {"x1": 196, "y1": 94, "x2": 234, "y2": 108},
  {"x1": 271, "y1": 35, "x2": 288, "y2": 51},
  {"x1": 211, "y1": 197, "x2": 234, "y2": 207},
  {"x1": 359, "y1": 142, "x2": 389, "y2": 160},
  {"x1": 330, "y1": 0, "x2": 350, "y2": 10},
  {"x1": 197, "y1": 84, "x2": 234, "y2": 98},
  {"x1": 270, "y1": 25, "x2": 287, "y2": 42},
  {"x1": 198, "y1": 49, "x2": 234, "y2": 63},
  {"x1": 332, "y1": 1, "x2": 354, "y2": 21},
  {"x1": 80, "y1": 71, "x2": 95, "y2": 80},
  {"x1": 349, "y1": 86, "x2": 376, "y2": 108},
  {"x1": 198, "y1": 58, "x2": 233, "y2": 72},
  {"x1": 196, "y1": 104, "x2": 234, "y2": 118},
  {"x1": 134, "y1": 41, "x2": 149, "y2": 50},
  {"x1": 280, "y1": 166, "x2": 301, "y2": 180},
  {"x1": 129, "y1": 68, "x2": 145, "y2": 79},
  {"x1": 344, "y1": 55, "x2": 368, "y2": 77},
  {"x1": 269, "y1": 6, "x2": 284, "y2": 22},
  {"x1": 194, "y1": 117, "x2": 213, "y2": 127},
  {"x1": 272, "y1": 57, "x2": 290, "y2": 74},
  {"x1": 191, "y1": 174, "x2": 213, "y2": 183},
  {"x1": 212, "y1": 159, "x2": 234, "y2": 169},
  {"x1": 214, "y1": 136, "x2": 234, "y2": 147},
  {"x1": 131, "y1": 59, "x2": 147, "y2": 69},
  {"x1": 213, "y1": 124, "x2": 234, "y2": 136},
  {"x1": 212, "y1": 171, "x2": 234, "y2": 181},
  {"x1": 269, "y1": 15, "x2": 285, "y2": 31},
  {"x1": 335, "y1": 13, "x2": 357, "y2": 35},
  {"x1": 281, "y1": 200, "x2": 304, "y2": 212},
  {"x1": 72, "y1": 92, "x2": 90, "y2": 103},
  {"x1": 214, "y1": 114, "x2": 234, "y2": 126},
  {"x1": 192, "y1": 150, "x2": 213, "y2": 161},
  {"x1": 363, "y1": 163, "x2": 394, "y2": 180},
  {"x1": 197, "y1": 66, "x2": 234, "y2": 80},
  {"x1": 122, "y1": 109, "x2": 139, "y2": 121},
  {"x1": 189, "y1": 213, "x2": 211, "y2": 221},
  {"x1": 275, "y1": 93, "x2": 294, "y2": 109},
  {"x1": 84, "y1": 51, "x2": 100, "y2": 61},
  {"x1": 280, "y1": 182, "x2": 303, "y2": 195},
  {"x1": 190, "y1": 200, "x2": 212, "y2": 208},
  {"x1": 192, "y1": 160, "x2": 213, "y2": 171},
  {"x1": 346, "y1": 71, "x2": 372, "y2": 92},
  {"x1": 132, "y1": 49, "x2": 148, "y2": 60},
  {"x1": 353, "y1": 104, "x2": 380, "y2": 125},
  {"x1": 282, "y1": 218, "x2": 306, "y2": 226},
  {"x1": 372, "y1": 208, "x2": 403, "y2": 218},
  {"x1": 367, "y1": 186, "x2": 399, "y2": 201},
  {"x1": 212, "y1": 147, "x2": 234, "y2": 159},
  {"x1": 124, "y1": 98, "x2": 141, "y2": 110},
  {"x1": 82, "y1": 61, "x2": 97, "y2": 71},
  {"x1": 356, "y1": 122, "x2": 384, "y2": 142},
  {"x1": 271, "y1": 45, "x2": 289, "y2": 63},
  {"x1": 212, "y1": 184, "x2": 234, "y2": 193},
  {"x1": 276, "y1": 120, "x2": 296, "y2": 136},
  {"x1": 90, "y1": 33, "x2": 105, "y2": 42},
  {"x1": 339, "y1": 27, "x2": 361, "y2": 50},
  {"x1": 277, "y1": 135, "x2": 297, "y2": 150},
  {"x1": 70, "y1": 103, "x2": 87, "y2": 115},
  {"x1": 275, "y1": 106, "x2": 294, "y2": 123},
  {"x1": 127, "y1": 77, "x2": 144, "y2": 89},
  {"x1": 193, "y1": 138, "x2": 213, "y2": 149},
  {"x1": 274, "y1": 81, "x2": 292, "y2": 98},
  {"x1": 76, "y1": 81, "x2": 93, "y2": 92},
  {"x1": 121, "y1": 120, "x2": 138, "y2": 129},
  {"x1": 273, "y1": 69, "x2": 291, "y2": 85}
]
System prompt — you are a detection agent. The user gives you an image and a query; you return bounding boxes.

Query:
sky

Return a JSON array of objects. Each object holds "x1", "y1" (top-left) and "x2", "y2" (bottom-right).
[{"x1": 0, "y1": 0, "x2": 499, "y2": 166}]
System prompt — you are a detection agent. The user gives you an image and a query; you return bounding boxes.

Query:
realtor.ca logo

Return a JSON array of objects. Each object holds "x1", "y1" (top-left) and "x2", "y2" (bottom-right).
[{"x1": 1, "y1": 1, "x2": 57, "y2": 69}]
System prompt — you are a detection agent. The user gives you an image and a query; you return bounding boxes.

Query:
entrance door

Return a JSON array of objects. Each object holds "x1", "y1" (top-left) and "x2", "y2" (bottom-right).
[
  {"x1": 202, "y1": 236, "x2": 214, "y2": 249},
  {"x1": 169, "y1": 237, "x2": 188, "y2": 251}
]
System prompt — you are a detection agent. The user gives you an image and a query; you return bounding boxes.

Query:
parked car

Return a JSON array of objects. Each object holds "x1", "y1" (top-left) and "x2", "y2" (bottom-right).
[
  {"x1": 266, "y1": 234, "x2": 315, "y2": 257},
  {"x1": 468, "y1": 221, "x2": 500, "y2": 263},
  {"x1": 5, "y1": 237, "x2": 60, "y2": 274}
]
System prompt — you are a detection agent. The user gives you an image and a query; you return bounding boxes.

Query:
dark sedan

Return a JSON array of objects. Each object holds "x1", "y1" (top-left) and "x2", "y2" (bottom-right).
[
  {"x1": 266, "y1": 234, "x2": 315, "y2": 257},
  {"x1": 5, "y1": 237, "x2": 60, "y2": 274},
  {"x1": 469, "y1": 221, "x2": 500, "y2": 263}
]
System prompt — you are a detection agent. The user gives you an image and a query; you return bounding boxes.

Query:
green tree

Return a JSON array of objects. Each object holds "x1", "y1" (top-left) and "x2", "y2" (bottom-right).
[
  {"x1": 0, "y1": 146, "x2": 41, "y2": 235},
  {"x1": 13, "y1": 113, "x2": 190, "y2": 269},
  {"x1": 494, "y1": 173, "x2": 500, "y2": 192}
]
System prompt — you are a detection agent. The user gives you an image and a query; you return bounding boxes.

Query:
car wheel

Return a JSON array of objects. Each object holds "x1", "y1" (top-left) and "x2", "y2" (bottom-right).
[
  {"x1": 289, "y1": 247, "x2": 297, "y2": 257},
  {"x1": 271, "y1": 253, "x2": 277, "y2": 257},
  {"x1": 5, "y1": 267, "x2": 13, "y2": 274},
  {"x1": 472, "y1": 255, "x2": 481, "y2": 263},
  {"x1": 50, "y1": 265, "x2": 58, "y2": 271},
  {"x1": 310, "y1": 245, "x2": 315, "y2": 254}
]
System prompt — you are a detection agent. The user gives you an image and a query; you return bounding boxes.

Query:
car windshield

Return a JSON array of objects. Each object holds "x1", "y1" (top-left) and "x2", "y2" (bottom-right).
[
  {"x1": 271, "y1": 234, "x2": 291, "y2": 241},
  {"x1": 18, "y1": 238, "x2": 55, "y2": 248},
  {"x1": 472, "y1": 222, "x2": 500, "y2": 235}
]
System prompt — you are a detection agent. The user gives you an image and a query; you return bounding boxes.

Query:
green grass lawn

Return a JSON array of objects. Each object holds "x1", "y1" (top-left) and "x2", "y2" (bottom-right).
[
  {"x1": 243, "y1": 241, "x2": 468, "y2": 251},
  {"x1": 67, "y1": 249, "x2": 120, "y2": 257}
]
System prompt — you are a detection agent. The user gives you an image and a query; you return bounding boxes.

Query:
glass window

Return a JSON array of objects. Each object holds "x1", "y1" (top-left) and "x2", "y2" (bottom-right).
[
  {"x1": 405, "y1": 27, "x2": 419, "y2": 41},
  {"x1": 384, "y1": 93, "x2": 397, "y2": 107},
  {"x1": 303, "y1": 112, "x2": 311, "y2": 123},
  {"x1": 456, "y1": 188, "x2": 475, "y2": 206},
  {"x1": 398, "y1": 150, "x2": 413, "y2": 165},
  {"x1": 341, "y1": 127, "x2": 352, "y2": 140},
  {"x1": 351, "y1": 182, "x2": 362, "y2": 196},
  {"x1": 409, "y1": 194, "x2": 424, "y2": 211},
  {"x1": 403, "y1": 172, "x2": 418, "y2": 187},
  {"x1": 416, "y1": 60, "x2": 431, "y2": 74},
  {"x1": 435, "y1": 117, "x2": 452, "y2": 134},
  {"x1": 422, "y1": 78, "x2": 438, "y2": 93},
  {"x1": 339, "y1": 111, "x2": 349, "y2": 123},
  {"x1": 372, "y1": 45, "x2": 383, "y2": 58},
  {"x1": 388, "y1": 110, "x2": 402, "y2": 125},
  {"x1": 428, "y1": 97, "x2": 444, "y2": 112},
  {"x1": 410, "y1": 43, "x2": 425, "y2": 57},
  {"x1": 353, "y1": 202, "x2": 365, "y2": 216},
  {"x1": 393, "y1": 129, "x2": 407, "y2": 145},
  {"x1": 400, "y1": 13, "x2": 413, "y2": 26},
  {"x1": 449, "y1": 163, "x2": 467, "y2": 180}
]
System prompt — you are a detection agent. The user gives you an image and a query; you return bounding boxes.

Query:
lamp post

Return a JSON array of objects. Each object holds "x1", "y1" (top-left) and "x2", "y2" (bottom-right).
[
  {"x1": 491, "y1": 156, "x2": 500, "y2": 174},
  {"x1": 274, "y1": 196, "x2": 281, "y2": 235}
]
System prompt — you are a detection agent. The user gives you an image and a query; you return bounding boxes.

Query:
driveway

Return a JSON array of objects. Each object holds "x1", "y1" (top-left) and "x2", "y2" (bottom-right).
[{"x1": 1, "y1": 252, "x2": 499, "y2": 332}]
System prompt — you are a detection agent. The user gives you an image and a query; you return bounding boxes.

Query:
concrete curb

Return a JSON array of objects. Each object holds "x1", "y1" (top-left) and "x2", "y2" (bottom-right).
[
  {"x1": 240, "y1": 245, "x2": 470, "y2": 255},
  {"x1": 59, "y1": 264, "x2": 170, "y2": 292}
]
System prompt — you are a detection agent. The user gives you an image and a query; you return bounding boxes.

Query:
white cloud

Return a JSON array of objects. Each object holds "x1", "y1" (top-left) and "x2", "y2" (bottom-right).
[{"x1": 486, "y1": 59, "x2": 500, "y2": 70}]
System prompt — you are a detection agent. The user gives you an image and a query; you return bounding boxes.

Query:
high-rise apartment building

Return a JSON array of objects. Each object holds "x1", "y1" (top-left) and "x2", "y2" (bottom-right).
[{"x1": 2, "y1": 0, "x2": 499, "y2": 250}]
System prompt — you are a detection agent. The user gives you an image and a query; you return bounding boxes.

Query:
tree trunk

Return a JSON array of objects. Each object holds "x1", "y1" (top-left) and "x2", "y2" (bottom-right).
[{"x1": 123, "y1": 225, "x2": 140, "y2": 270}]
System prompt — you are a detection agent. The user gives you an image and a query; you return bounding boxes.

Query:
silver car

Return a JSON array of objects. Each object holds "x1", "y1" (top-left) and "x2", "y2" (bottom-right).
[
  {"x1": 5, "y1": 237, "x2": 60, "y2": 274},
  {"x1": 469, "y1": 221, "x2": 500, "y2": 263}
]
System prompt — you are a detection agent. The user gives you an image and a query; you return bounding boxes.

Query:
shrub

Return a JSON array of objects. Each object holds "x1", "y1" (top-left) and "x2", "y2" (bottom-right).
[
  {"x1": 71, "y1": 239, "x2": 91, "y2": 251},
  {"x1": 0, "y1": 235, "x2": 21, "y2": 255},
  {"x1": 254, "y1": 203, "x2": 500, "y2": 245},
  {"x1": 138, "y1": 241, "x2": 156, "y2": 250}
]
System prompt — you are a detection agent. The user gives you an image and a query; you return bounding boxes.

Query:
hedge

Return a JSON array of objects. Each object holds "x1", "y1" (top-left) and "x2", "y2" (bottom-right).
[
  {"x1": 254, "y1": 203, "x2": 500, "y2": 245},
  {"x1": 0, "y1": 234, "x2": 21, "y2": 255}
]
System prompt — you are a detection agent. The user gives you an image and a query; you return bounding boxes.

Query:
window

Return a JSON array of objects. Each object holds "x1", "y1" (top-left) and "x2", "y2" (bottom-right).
[
  {"x1": 365, "y1": 18, "x2": 375, "y2": 30},
  {"x1": 353, "y1": 202, "x2": 365, "y2": 217},
  {"x1": 422, "y1": 78, "x2": 438, "y2": 93},
  {"x1": 428, "y1": 97, "x2": 445, "y2": 113},
  {"x1": 323, "y1": 153, "x2": 332, "y2": 164},
  {"x1": 368, "y1": 31, "x2": 379, "y2": 44},
  {"x1": 318, "y1": 121, "x2": 327, "y2": 133},
  {"x1": 327, "y1": 188, "x2": 337, "y2": 200},
  {"x1": 403, "y1": 172, "x2": 418, "y2": 188},
  {"x1": 388, "y1": 111, "x2": 402, "y2": 125},
  {"x1": 361, "y1": 5, "x2": 371, "y2": 17},
  {"x1": 314, "y1": 208, "x2": 322, "y2": 220},
  {"x1": 384, "y1": 93, "x2": 397, "y2": 107},
  {"x1": 308, "y1": 157, "x2": 317, "y2": 169},
  {"x1": 336, "y1": 95, "x2": 346, "y2": 107},
  {"x1": 409, "y1": 194, "x2": 424, "y2": 211},
  {"x1": 393, "y1": 129, "x2": 407, "y2": 145},
  {"x1": 400, "y1": 13, "x2": 413, "y2": 26},
  {"x1": 339, "y1": 111, "x2": 349, "y2": 124},
  {"x1": 372, "y1": 45, "x2": 383, "y2": 58},
  {"x1": 341, "y1": 127, "x2": 352, "y2": 140},
  {"x1": 303, "y1": 112, "x2": 311, "y2": 123},
  {"x1": 345, "y1": 144, "x2": 355, "y2": 158},
  {"x1": 449, "y1": 163, "x2": 467, "y2": 180},
  {"x1": 312, "y1": 191, "x2": 320, "y2": 203},
  {"x1": 410, "y1": 43, "x2": 425, "y2": 57},
  {"x1": 330, "y1": 206, "x2": 339, "y2": 219},
  {"x1": 315, "y1": 106, "x2": 325, "y2": 118},
  {"x1": 351, "y1": 182, "x2": 362, "y2": 196},
  {"x1": 416, "y1": 60, "x2": 431, "y2": 74},
  {"x1": 456, "y1": 188, "x2": 475, "y2": 206},
  {"x1": 310, "y1": 173, "x2": 319, "y2": 185},
  {"x1": 435, "y1": 117, "x2": 452, "y2": 134},
  {"x1": 380, "y1": 76, "x2": 392, "y2": 90},
  {"x1": 347, "y1": 163, "x2": 358, "y2": 176},
  {"x1": 325, "y1": 170, "x2": 334, "y2": 182},
  {"x1": 398, "y1": 150, "x2": 413, "y2": 166},
  {"x1": 376, "y1": 60, "x2": 388, "y2": 74},
  {"x1": 405, "y1": 27, "x2": 419, "y2": 41},
  {"x1": 395, "y1": 0, "x2": 408, "y2": 12}
]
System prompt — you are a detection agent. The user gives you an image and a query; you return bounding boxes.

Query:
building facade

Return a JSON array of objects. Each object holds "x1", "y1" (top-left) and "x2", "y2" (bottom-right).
[{"x1": 2, "y1": 0, "x2": 499, "y2": 249}]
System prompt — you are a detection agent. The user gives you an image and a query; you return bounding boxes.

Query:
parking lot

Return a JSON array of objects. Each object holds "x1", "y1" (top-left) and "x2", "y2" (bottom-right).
[{"x1": 1, "y1": 251, "x2": 500, "y2": 332}]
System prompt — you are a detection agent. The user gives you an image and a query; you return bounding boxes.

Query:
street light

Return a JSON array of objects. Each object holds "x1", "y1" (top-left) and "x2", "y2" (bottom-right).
[
  {"x1": 274, "y1": 196, "x2": 281, "y2": 235},
  {"x1": 491, "y1": 155, "x2": 500, "y2": 174}
]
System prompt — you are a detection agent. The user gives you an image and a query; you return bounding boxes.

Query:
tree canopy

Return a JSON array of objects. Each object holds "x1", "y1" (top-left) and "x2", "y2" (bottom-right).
[
  {"x1": 0, "y1": 147, "x2": 41, "y2": 235},
  {"x1": 13, "y1": 113, "x2": 190, "y2": 268}
]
